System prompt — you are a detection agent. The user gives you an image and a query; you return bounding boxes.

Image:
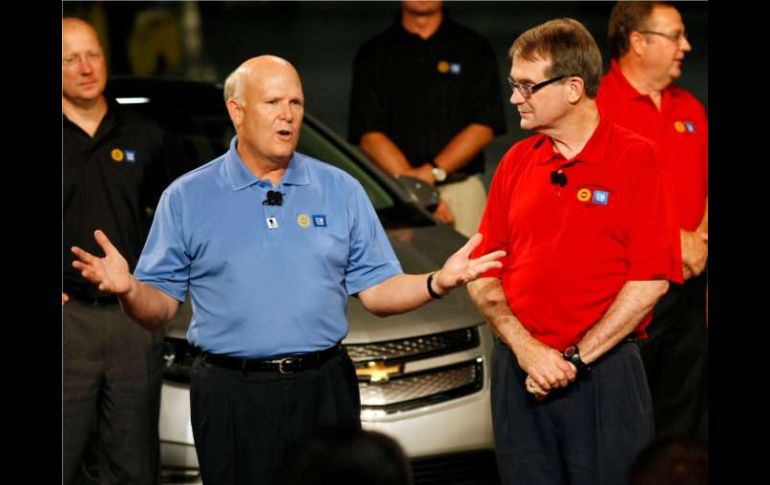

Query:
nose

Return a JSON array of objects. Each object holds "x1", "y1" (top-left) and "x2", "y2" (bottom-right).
[
  {"x1": 509, "y1": 88, "x2": 525, "y2": 106},
  {"x1": 80, "y1": 57, "x2": 95, "y2": 75},
  {"x1": 680, "y1": 35, "x2": 692, "y2": 53},
  {"x1": 279, "y1": 102, "x2": 294, "y2": 122}
]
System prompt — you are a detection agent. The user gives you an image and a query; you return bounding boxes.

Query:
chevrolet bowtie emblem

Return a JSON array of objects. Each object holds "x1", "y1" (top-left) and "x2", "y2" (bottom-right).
[{"x1": 356, "y1": 361, "x2": 403, "y2": 383}]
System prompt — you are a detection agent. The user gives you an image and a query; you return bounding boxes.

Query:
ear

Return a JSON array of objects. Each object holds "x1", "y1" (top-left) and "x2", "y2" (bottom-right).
[
  {"x1": 565, "y1": 77, "x2": 585, "y2": 104},
  {"x1": 629, "y1": 31, "x2": 647, "y2": 56},
  {"x1": 226, "y1": 98, "x2": 243, "y2": 127}
]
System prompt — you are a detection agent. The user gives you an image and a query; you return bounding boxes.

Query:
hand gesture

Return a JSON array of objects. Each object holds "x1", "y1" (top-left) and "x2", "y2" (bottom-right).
[
  {"x1": 433, "y1": 234, "x2": 505, "y2": 294},
  {"x1": 71, "y1": 230, "x2": 132, "y2": 295}
]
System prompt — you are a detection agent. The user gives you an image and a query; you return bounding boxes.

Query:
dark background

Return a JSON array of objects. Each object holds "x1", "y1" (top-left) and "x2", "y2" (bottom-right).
[{"x1": 63, "y1": 1, "x2": 707, "y2": 184}]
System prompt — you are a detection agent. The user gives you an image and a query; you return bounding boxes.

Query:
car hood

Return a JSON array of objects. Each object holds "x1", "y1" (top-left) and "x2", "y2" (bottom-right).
[{"x1": 164, "y1": 225, "x2": 485, "y2": 343}]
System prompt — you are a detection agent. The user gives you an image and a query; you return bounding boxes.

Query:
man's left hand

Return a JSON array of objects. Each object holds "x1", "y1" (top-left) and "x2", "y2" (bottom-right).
[{"x1": 432, "y1": 234, "x2": 505, "y2": 295}]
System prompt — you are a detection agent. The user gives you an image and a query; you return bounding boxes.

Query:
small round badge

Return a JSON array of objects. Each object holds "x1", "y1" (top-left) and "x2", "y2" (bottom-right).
[
  {"x1": 297, "y1": 214, "x2": 311, "y2": 228},
  {"x1": 577, "y1": 188, "x2": 592, "y2": 202},
  {"x1": 674, "y1": 121, "x2": 686, "y2": 133},
  {"x1": 111, "y1": 148, "x2": 124, "y2": 162},
  {"x1": 437, "y1": 60, "x2": 449, "y2": 74}
]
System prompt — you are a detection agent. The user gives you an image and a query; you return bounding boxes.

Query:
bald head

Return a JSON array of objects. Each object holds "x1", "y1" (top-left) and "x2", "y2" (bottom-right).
[
  {"x1": 223, "y1": 55, "x2": 305, "y2": 172},
  {"x1": 62, "y1": 17, "x2": 107, "y2": 107}
]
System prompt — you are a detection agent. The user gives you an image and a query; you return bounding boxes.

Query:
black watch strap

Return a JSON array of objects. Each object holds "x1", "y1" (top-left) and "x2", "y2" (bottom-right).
[
  {"x1": 563, "y1": 345, "x2": 590, "y2": 375},
  {"x1": 427, "y1": 273, "x2": 443, "y2": 300}
]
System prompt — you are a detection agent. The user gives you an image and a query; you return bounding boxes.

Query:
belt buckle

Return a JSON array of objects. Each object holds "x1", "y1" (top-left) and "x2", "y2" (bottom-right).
[{"x1": 278, "y1": 357, "x2": 296, "y2": 374}]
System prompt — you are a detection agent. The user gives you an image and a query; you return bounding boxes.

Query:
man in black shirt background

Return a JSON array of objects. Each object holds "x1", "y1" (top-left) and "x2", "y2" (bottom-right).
[
  {"x1": 349, "y1": 0, "x2": 506, "y2": 238},
  {"x1": 63, "y1": 17, "x2": 183, "y2": 485}
]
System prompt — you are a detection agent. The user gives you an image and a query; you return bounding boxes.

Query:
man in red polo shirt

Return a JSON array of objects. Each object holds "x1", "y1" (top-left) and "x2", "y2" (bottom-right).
[
  {"x1": 597, "y1": 2, "x2": 708, "y2": 442},
  {"x1": 468, "y1": 18, "x2": 682, "y2": 484}
]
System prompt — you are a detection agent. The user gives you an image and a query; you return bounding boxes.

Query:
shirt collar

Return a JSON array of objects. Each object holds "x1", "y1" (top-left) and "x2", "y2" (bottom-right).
[
  {"x1": 223, "y1": 136, "x2": 310, "y2": 191},
  {"x1": 607, "y1": 59, "x2": 647, "y2": 101},
  {"x1": 533, "y1": 114, "x2": 611, "y2": 166}
]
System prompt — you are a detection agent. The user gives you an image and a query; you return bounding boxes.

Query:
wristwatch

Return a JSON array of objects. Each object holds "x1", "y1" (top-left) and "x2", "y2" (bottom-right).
[
  {"x1": 563, "y1": 345, "x2": 591, "y2": 376},
  {"x1": 430, "y1": 161, "x2": 447, "y2": 183}
]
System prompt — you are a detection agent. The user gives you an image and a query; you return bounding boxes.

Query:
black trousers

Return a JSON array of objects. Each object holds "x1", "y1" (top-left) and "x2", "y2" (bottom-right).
[
  {"x1": 640, "y1": 273, "x2": 708, "y2": 441},
  {"x1": 190, "y1": 348, "x2": 361, "y2": 485},
  {"x1": 63, "y1": 299, "x2": 164, "y2": 485},
  {"x1": 492, "y1": 339, "x2": 654, "y2": 485}
]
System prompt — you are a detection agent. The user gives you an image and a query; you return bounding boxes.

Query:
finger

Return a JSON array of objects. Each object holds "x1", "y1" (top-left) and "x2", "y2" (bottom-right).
[
  {"x1": 457, "y1": 233, "x2": 484, "y2": 258},
  {"x1": 62, "y1": 292, "x2": 69, "y2": 305},
  {"x1": 533, "y1": 374, "x2": 551, "y2": 391},
  {"x1": 94, "y1": 230, "x2": 118, "y2": 257},
  {"x1": 71, "y1": 246, "x2": 98, "y2": 264}
]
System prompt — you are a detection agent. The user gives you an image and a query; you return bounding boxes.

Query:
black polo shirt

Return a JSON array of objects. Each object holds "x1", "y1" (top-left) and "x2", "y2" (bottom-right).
[
  {"x1": 63, "y1": 102, "x2": 181, "y2": 300},
  {"x1": 349, "y1": 12, "x2": 506, "y2": 177}
]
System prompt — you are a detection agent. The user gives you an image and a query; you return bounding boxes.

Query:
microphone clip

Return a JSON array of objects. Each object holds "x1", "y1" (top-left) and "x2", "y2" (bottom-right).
[
  {"x1": 550, "y1": 170, "x2": 567, "y2": 187},
  {"x1": 263, "y1": 190, "x2": 284, "y2": 206}
]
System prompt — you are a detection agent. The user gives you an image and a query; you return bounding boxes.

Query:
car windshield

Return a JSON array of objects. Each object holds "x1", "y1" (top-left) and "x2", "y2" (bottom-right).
[{"x1": 106, "y1": 78, "x2": 432, "y2": 229}]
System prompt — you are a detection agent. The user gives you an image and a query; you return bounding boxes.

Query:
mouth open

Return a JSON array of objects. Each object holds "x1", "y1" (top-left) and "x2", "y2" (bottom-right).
[{"x1": 276, "y1": 129, "x2": 293, "y2": 140}]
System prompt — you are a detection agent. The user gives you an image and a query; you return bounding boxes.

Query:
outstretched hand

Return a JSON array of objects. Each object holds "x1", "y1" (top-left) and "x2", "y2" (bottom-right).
[
  {"x1": 71, "y1": 230, "x2": 133, "y2": 295},
  {"x1": 434, "y1": 234, "x2": 505, "y2": 294}
]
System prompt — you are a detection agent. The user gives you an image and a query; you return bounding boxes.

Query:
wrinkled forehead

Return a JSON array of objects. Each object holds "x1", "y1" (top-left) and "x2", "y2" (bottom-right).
[
  {"x1": 62, "y1": 25, "x2": 102, "y2": 54},
  {"x1": 510, "y1": 55, "x2": 552, "y2": 81},
  {"x1": 248, "y1": 66, "x2": 303, "y2": 94}
]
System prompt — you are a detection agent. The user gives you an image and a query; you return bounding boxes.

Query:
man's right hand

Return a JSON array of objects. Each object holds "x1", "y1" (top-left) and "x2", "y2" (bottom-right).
[
  {"x1": 404, "y1": 164, "x2": 436, "y2": 186},
  {"x1": 681, "y1": 229, "x2": 708, "y2": 280},
  {"x1": 513, "y1": 338, "x2": 576, "y2": 391},
  {"x1": 71, "y1": 229, "x2": 134, "y2": 295}
]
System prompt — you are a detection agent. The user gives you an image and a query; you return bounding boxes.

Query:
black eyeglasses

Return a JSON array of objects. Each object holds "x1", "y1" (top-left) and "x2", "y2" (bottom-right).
[
  {"x1": 507, "y1": 75, "x2": 565, "y2": 99},
  {"x1": 638, "y1": 30, "x2": 688, "y2": 43}
]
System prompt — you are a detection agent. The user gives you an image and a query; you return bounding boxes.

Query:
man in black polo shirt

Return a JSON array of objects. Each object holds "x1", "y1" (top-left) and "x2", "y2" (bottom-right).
[
  {"x1": 62, "y1": 17, "x2": 183, "y2": 485},
  {"x1": 349, "y1": 0, "x2": 506, "y2": 238}
]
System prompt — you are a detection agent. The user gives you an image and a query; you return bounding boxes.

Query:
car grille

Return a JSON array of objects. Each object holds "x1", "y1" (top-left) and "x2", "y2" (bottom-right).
[
  {"x1": 346, "y1": 327, "x2": 478, "y2": 363},
  {"x1": 359, "y1": 360, "x2": 482, "y2": 412},
  {"x1": 351, "y1": 327, "x2": 484, "y2": 413}
]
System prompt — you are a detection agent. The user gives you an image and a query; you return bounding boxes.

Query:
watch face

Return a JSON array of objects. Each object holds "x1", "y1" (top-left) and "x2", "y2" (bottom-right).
[{"x1": 564, "y1": 346, "x2": 577, "y2": 358}]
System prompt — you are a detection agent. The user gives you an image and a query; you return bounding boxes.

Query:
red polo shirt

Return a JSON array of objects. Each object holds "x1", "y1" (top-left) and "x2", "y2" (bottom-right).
[
  {"x1": 597, "y1": 60, "x2": 708, "y2": 231},
  {"x1": 473, "y1": 117, "x2": 682, "y2": 351}
]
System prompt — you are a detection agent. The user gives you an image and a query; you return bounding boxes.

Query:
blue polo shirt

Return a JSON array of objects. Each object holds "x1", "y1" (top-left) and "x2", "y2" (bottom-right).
[{"x1": 135, "y1": 137, "x2": 402, "y2": 358}]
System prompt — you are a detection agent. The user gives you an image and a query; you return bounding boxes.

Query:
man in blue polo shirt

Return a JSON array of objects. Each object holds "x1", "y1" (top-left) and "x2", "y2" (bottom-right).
[{"x1": 71, "y1": 55, "x2": 504, "y2": 485}]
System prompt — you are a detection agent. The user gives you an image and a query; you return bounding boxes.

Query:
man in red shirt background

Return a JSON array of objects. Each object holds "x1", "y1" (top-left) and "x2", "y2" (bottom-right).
[
  {"x1": 597, "y1": 1, "x2": 708, "y2": 442},
  {"x1": 468, "y1": 18, "x2": 681, "y2": 484}
]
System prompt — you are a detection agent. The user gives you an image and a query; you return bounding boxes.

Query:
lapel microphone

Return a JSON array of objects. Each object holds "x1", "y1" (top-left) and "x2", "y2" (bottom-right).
[
  {"x1": 550, "y1": 160, "x2": 579, "y2": 187},
  {"x1": 550, "y1": 170, "x2": 567, "y2": 187},
  {"x1": 263, "y1": 190, "x2": 284, "y2": 206}
]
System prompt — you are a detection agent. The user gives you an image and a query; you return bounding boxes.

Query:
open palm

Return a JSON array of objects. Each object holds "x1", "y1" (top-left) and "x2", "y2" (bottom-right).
[{"x1": 71, "y1": 230, "x2": 132, "y2": 295}]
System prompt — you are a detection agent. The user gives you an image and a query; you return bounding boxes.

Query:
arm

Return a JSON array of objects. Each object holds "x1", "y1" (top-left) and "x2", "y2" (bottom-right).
[
  {"x1": 71, "y1": 230, "x2": 180, "y2": 331},
  {"x1": 358, "y1": 233, "x2": 505, "y2": 317},
  {"x1": 467, "y1": 277, "x2": 576, "y2": 391},
  {"x1": 359, "y1": 132, "x2": 435, "y2": 184},
  {"x1": 433, "y1": 123, "x2": 494, "y2": 175},
  {"x1": 576, "y1": 279, "x2": 669, "y2": 365},
  {"x1": 681, "y1": 197, "x2": 709, "y2": 279},
  {"x1": 359, "y1": 131, "x2": 455, "y2": 225}
]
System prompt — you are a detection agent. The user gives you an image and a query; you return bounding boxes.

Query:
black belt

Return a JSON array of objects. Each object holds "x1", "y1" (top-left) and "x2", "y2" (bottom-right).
[{"x1": 199, "y1": 343, "x2": 343, "y2": 374}]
